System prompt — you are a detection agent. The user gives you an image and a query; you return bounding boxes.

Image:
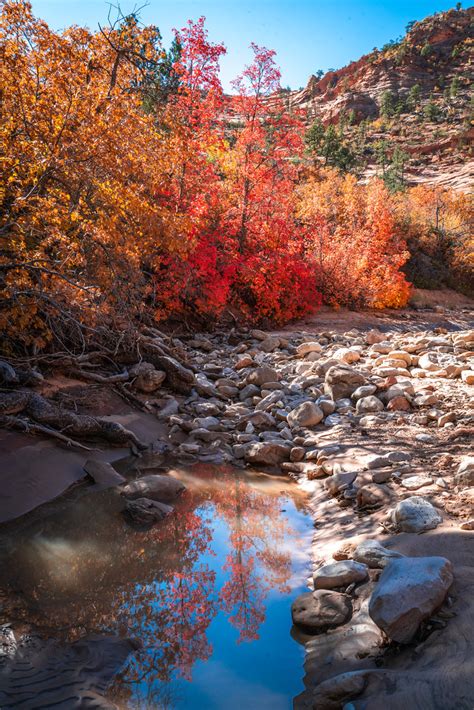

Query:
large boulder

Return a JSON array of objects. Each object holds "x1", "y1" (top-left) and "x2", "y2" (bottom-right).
[
  {"x1": 287, "y1": 401, "x2": 324, "y2": 429},
  {"x1": 391, "y1": 496, "x2": 442, "y2": 532},
  {"x1": 121, "y1": 474, "x2": 186, "y2": 502},
  {"x1": 369, "y1": 556, "x2": 454, "y2": 643},
  {"x1": 314, "y1": 560, "x2": 368, "y2": 590},
  {"x1": 244, "y1": 441, "x2": 290, "y2": 465},
  {"x1": 324, "y1": 365, "x2": 367, "y2": 401},
  {"x1": 291, "y1": 589, "x2": 352, "y2": 632}
]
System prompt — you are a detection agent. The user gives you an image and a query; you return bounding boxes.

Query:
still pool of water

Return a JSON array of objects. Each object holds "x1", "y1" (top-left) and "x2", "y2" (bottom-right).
[{"x1": 0, "y1": 464, "x2": 314, "y2": 709}]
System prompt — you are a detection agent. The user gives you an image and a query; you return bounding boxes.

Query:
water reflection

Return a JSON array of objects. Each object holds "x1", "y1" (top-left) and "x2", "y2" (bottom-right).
[{"x1": 0, "y1": 465, "x2": 312, "y2": 708}]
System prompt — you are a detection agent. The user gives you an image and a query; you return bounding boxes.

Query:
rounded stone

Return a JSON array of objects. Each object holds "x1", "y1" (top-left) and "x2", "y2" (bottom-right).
[
  {"x1": 291, "y1": 589, "x2": 352, "y2": 632},
  {"x1": 391, "y1": 496, "x2": 442, "y2": 532},
  {"x1": 369, "y1": 556, "x2": 454, "y2": 643},
  {"x1": 313, "y1": 560, "x2": 369, "y2": 589},
  {"x1": 356, "y1": 395, "x2": 384, "y2": 414}
]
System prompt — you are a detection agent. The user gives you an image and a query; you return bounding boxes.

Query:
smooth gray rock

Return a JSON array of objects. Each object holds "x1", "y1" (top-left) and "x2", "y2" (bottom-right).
[
  {"x1": 287, "y1": 401, "x2": 324, "y2": 428},
  {"x1": 314, "y1": 560, "x2": 369, "y2": 590},
  {"x1": 356, "y1": 395, "x2": 384, "y2": 414},
  {"x1": 369, "y1": 556, "x2": 454, "y2": 643},
  {"x1": 291, "y1": 589, "x2": 352, "y2": 632},
  {"x1": 351, "y1": 384, "x2": 377, "y2": 401},
  {"x1": 392, "y1": 496, "x2": 442, "y2": 532},
  {"x1": 324, "y1": 365, "x2": 367, "y2": 401}
]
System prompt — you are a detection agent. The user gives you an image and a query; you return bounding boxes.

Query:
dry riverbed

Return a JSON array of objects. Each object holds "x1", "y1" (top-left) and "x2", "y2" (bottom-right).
[{"x1": 0, "y1": 294, "x2": 473, "y2": 709}]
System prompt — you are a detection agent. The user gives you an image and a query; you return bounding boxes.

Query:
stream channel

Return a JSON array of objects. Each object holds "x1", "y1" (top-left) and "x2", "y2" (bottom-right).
[{"x1": 0, "y1": 461, "x2": 314, "y2": 709}]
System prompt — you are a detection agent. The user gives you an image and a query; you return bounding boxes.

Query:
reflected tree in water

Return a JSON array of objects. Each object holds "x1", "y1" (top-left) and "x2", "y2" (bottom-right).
[{"x1": 2, "y1": 468, "x2": 300, "y2": 706}]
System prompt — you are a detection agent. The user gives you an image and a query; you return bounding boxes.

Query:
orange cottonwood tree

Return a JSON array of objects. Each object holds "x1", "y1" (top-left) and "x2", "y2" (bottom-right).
[{"x1": 298, "y1": 169, "x2": 411, "y2": 308}]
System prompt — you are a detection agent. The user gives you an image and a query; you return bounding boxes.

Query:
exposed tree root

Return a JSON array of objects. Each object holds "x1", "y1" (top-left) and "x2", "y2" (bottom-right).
[
  {"x1": 67, "y1": 368, "x2": 130, "y2": 384},
  {"x1": 0, "y1": 415, "x2": 94, "y2": 451},
  {"x1": 0, "y1": 390, "x2": 147, "y2": 449}
]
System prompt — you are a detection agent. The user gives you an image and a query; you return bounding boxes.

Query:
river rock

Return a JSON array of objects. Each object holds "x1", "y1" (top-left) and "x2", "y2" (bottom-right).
[
  {"x1": 387, "y1": 395, "x2": 411, "y2": 411},
  {"x1": 461, "y1": 370, "x2": 474, "y2": 384},
  {"x1": 401, "y1": 475, "x2": 433, "y2": 490},
  {"x1": 297, "y1": 341, "x2": 322, "y2": 357},
  {"x1": 356, "y1": 483, "x2": 392, "y2": 508},
  {"x1": 0, "y1": 360, "x2": 19, "y2": 385},
  {"x1": 287, "y1": 401, "x2": 324, "y2": 429},
  {"x1": 454, "y1": 456, "x2": 474, "y2": 486},
  {"x1": 391, "y1": 496, "x2": 442, "y2": 532},
  {"x1": 369, "y1": 556, "x2": 454, "y2": 643},
  {"x1": 351, "y1": 384, "x2": 377, "y2": 401},
  {"x1": 291, "y1": 589, "x2": 352, "y2": 632},
  {"x1": 325, "y1": 471, "x2": 358, "y2": 496},
  {"x1": 158, "y1": 396, "x2": 180, "y2": 419},
  {"x1": 121, "y1": 474, "x2": 186, "y2": 502},
  {"x1": 366, "y1": 328, "x2": 385, "y2": 344},
  {"x1": 246, "y1": 366, "x2": 279, "y2": 386},
  {"x1": 314, "y1": 560, "x2": 368, "y2": 590},
  {"x1": 356, "y1": 395, "x2": 384, "y2": 414},
  {"x1": 324, "y1": 365, "x2": 367, "y2": 401},
  {"x1": 124, "y1": 497, "x2": 173, "y2": 526},
  {"x1": 353, "y1": 540, "x2": 403, "y2": 568},
  {"x1": 418, "y1": 352, "x2": 441, "y2": 371},
  {"x1": 333, "y1": 348, "x2": 361, "y2": 364},
  {"x1": 244, "y1": 441, "x2": 290, "y2": 465},
  {"x1": 260, "y1": 336, "x2": 280, "y2": 353},
  {"x1": 235, "y1": 355, "x2": 253, "y2": 370}
]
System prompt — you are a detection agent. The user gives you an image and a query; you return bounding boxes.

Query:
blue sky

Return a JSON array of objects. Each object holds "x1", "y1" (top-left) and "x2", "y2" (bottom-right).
[{"x1": 30, "y1": 0, "x2": 460, "y2": 90}]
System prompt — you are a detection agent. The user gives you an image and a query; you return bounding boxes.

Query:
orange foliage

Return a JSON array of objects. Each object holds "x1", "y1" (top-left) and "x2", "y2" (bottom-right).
[
  {"x1": 394, "y1": 185, "x2": 473, "y2": 293},
  {"x1": 298, "y1": 169, "x2": 411, "y2": 308},
  {"x1": 3, "y1": 2, "x2": 469, "y2": 352}
]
